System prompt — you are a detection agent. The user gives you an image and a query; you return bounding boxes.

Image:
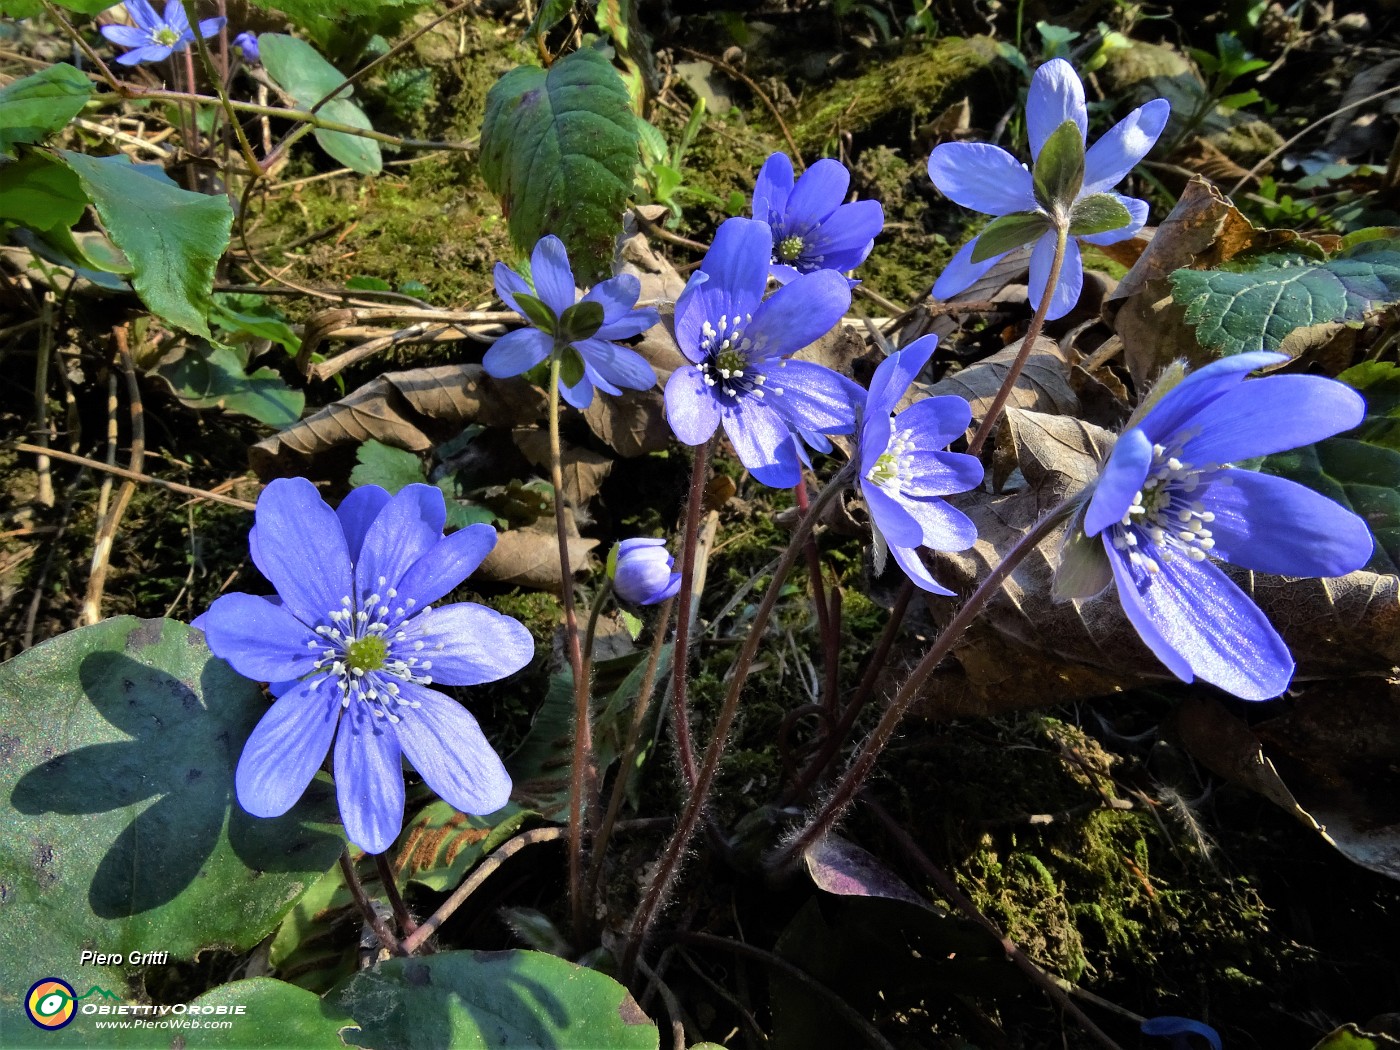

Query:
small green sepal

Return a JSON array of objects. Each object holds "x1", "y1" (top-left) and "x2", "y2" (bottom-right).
[
  {"x1": 514, "y1": 292, "x2": 558, "y2": 334},
  {"x1": 558, "y1": 300, "x2": 605, "y2": 343},
  {"x1": 1032, "y1": 119, "x2": 1086, "y2": 215},
  {"x1": 971, "y1": 210, "x2": 1053, "y2": 262},
  {"x1": 559, "y1": 346, "x2": 587, "y2": 388},
  {"x1": 1069, "y1": 193, "x2": 1133, "y2": 237}
]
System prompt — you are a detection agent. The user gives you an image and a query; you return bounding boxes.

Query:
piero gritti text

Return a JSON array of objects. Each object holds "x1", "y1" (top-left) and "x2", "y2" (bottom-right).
[{"x1": 80, "y1": 950, "x2": 169, "y2": 965}]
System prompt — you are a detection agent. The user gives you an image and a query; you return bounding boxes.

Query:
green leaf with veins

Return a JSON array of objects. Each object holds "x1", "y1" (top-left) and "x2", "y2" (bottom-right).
[
  {"x1": 0, "y1": 63, "x2": 92, "y2": 154},
  {"x1": 257, "y1": 33, "x2": 382, "y2": 175}
]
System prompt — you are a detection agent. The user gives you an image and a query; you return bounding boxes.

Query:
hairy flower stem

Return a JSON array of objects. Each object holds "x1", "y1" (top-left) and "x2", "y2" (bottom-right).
[
  {"x1": 587, "y1": 595, "x2": 675, "y2": 904},
  {"x1": 373, "y1": 853, "x2": 419, "y2": 940},
  {"x1": 793, "y1": 480, "x2": 839, "y2": 715},
  {"x1": 621, "y1": 461, "x2": 857, "y2": 980},
  {"x1": 669, "y1": 440, "x2": 713, "y2": 791},
  {"x1": 966, "y1": 222, "x2": 1069, "y2": 457},
  {"x1": 338, "y1": 850, "x2": 403, "y2": 956},
  {"x1": 767, "y1": 501, "x2": 1074, "y2": 877},
  {"x1": 548, "y1": 355, "x2": 592, "y2": 946}
]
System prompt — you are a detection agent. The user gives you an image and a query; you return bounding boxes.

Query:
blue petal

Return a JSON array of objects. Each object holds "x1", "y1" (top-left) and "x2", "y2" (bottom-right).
[
  {"x1": 864, "y1": 481, "x2": 922, "y2": 547},
  {"x1": 748, "y1": 268, "x2": 851, "y2": 359},
  {"x1": 196, "y1": 16, "x2": 225, "y2": 38},
  {"x1": 664, "y1": 366, "x2": 722, "y2": 445},
  {"x1": 116, "y1": 44, "x2": 171, "y2": 64},
  {"x1": 394, "y1": 683, "x2": 512, "y2": 815},
  {"x1": 927, "y1": 142, "x2": 1036, "y2": 216},
  {"x1": 1180, "y1": 375, "x2": 1367, "y2": 464},
  {"x1": 1141, "y1": 1016, "x2": 1223, "y2": 1050},
  {"x1": 672, "y1": 270, "x2": 712, "y2": 363},
  {"x1": 1109, "y1": 541, "x2": 1294, "y2": 700},
  {"x1": 807, "y1": 199, "x2": 884, "y2": 273},
  {"x1": 1078, "y1": 194, "x2": 1148, "y2": 246},
  {"x1": 400, "y1": 602, "x2": 534, "y2": 686},
  {"x1": 251, "y1": 478, "x2": 354, "y2": 628},
  {"x1": 889, "y1": 538, "x2": 956, "y2": 595},
  {"x1": 768, "y1": 359, "x2": 861, "y2": 434},
  {"x1": 1201, "y1": 469, "x2": 1374, "y2": 576},
  {"x1": 335, "y1": 703, "x2": 404, "y2": 854},
  {"x1": 354, "y1": 484, "x2": 447, "y2": 602},
  {"x1": 686, "y1": 218, "x2": 770, "y2": 339},
  {"x1": 559, "y1": 369, "x2": 595, "y2": 409},
  {"x1": 932, "y1": 235, "x2": 1007, "y2": 301},
  {"x1": 860, "y1": 337, "x2": 940, "y2": 473},
  {"x1": 896, "y1": 391, "x2": 971, "y2": 452},
  {"x1": 530, "y1": 235, "x2": 577, "y2": 317},
  {"x1": 753, "y1": 152, "x2": 794, "y2": 223},
  {"x1": 891, "y1": 488, "x2": 978, "y2": 549},
  {"x1": 1083, "y1": 98, "x2": 1171, "y2": 195},
  {"x1": 574, "y1": 337, "x2": 657, "y2": 392},
  {"x1": 594, "y1": 306, "x2": 660, "y2": 341},
  {"x1": 336, "y1": 485, "x2": 391, "y2": 563},
  {"x1": 395, "y1": 522, "x2": 498, "y2": 610},
  {"x1": 493, "y1": 261, "x2": 533, "y2": 316},
  {"x1": 784, "y1": 158, "x2": 849, "y2": 227},
  {"x1": 724, "y1": 399, "x2": 800, "y2": 487},
  {"x1": 1085, "y1": 427, "x2": 1154, "y2": 536},
  {"x1": 582, "y1": 273, "x2": 643, "y2": 325},
  {"x1": 101, "y1": 24, "x2": 150, "y2": 47},
  {"x1": 201, "y1": 593, "x2": 318, "y2": 682},
  {"x1": 1138, "y1": 351, "x2": 1288, "y2": 447},
  {"x1": 127, "y1": 0, "x2": 161, "y2": 30},
  {"x1": 901, "y1": 449, "x2": 984, "y2": 497},
  {"x1": 162, "y1": 0, "x2": 188, "y2": 34},
  {"x1": 1027, "y1": 57, "x2": 1088, "y2": 160},
  {"x1": 1029, "y1": 231, "x2": 1083, "y2": 320},
  {"x1": 235, "y1": 676, "x2": 340, "y2": 818},
  {"x1": 483, "y1": 328, "x2": 553, "y2": 379}
]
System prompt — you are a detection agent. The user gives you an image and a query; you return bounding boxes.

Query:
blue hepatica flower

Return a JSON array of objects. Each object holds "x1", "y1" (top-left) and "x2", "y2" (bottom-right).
[
  {"x1": 752, "y1": 152, "x2": 884, "y2": 285},
  {"x1": 1141, "y1": 1015, "x2": 1223, "y2": 1050},
  {"x1": 101, "y1": 0, "x2": 226, "y2": 67},
  {"x1": 484, "y1": 235, "x2": 660, "y2": 410},
  {"x1": 857, "y1": 334, "x2": 983, "y2": 594},
  {"x1": 927, "y1": 57, "x2": 1169, "y2": 320},
  {"x1": 609, "y1": 538, "x2": 682, "y2": 606},
  {"x1": 233, "y1": 31, "x2": 259, "y2": 64},
  {"x1": 1059, "y1": 352, "x2": 1374, "y2": 701},
  {"x1": 664, "y1": 216, "x2": 862, "y2": 488},
  {"x1": 199, "y1": 479, "x2": 534, "y2": 854}
]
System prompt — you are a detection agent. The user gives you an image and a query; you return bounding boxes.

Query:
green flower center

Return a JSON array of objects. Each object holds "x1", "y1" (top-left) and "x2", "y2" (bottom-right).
[
  {"x1": 345, "y1": 635, "x2": 389, "y2": 674},
  {"x1": 154, "y1": 27, "x2": 181, "y2": 46},
  {"x1": 868, "y1": 451, "x2": 899, "y2": 488},
  {"x1": 777, "y1": 235, "x2": 805, "y2": 262},
  {"x1": 715, "y1": 348, "x2": 746, "y2": 376}
]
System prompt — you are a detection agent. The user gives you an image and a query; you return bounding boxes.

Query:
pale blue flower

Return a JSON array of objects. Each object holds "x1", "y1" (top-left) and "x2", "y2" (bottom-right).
[
  {"x1": 610, "y1": 538, "x2": 681, "y2": 606},
  {"x1": 101, "y1": 0, "x2": 225, "y2": 66},
  {"x1": 752, "y1": 152, "x2": 884, "y2": 285}
]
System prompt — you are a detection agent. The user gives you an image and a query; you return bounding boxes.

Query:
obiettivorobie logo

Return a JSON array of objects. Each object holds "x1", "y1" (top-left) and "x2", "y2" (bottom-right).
[{"x1": 24, "y1": 979, "x2": 119, "y2": 1030}]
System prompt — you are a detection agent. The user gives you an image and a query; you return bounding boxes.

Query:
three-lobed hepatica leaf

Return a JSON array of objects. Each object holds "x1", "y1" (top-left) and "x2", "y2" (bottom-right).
[
  {"x1": 257, "y1": 33, "x2": 382, "y2": 175},
  {"x1": 156, "y1": 340, "x2": 306, "y2": 428},
  {"x1": 1169, "y1": 231, "x2": 1400, "y2": 357},
  {"x1": 327, "y1": 950, "x2": 658, "y2": 1050},
  {"x1": 0, "y1": 618, "x2": 344, "y2": 1043},
  {"x1": 0, "y1": 62, "x2": 92, "y2": 155},
  {"x1": 56, "y1": 151, "x2": 233, "y2": 339},
  {"x1": 480, "y1": 44, "x2": 640, "y2": 285}
]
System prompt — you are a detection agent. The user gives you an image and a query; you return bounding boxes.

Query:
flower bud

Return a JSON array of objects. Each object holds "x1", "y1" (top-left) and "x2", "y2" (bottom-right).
[{"x1": 609, "y1": 538, "x2": 681, "y2": 606}]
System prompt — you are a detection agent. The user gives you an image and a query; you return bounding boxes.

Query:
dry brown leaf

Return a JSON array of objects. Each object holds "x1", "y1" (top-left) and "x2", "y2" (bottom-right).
[
  {"x1": 478, "y1": 514, "x2": 598, "y2": 594},
  {"x1": 581, "y1": 387, "x2": 672, "y2": 458},
  {"x1": 618, "y1": 209, "x2": 688, "y2": 304},
  {"x1": 511, "y1": 427, "x2": 613, "y2": 506},
  {"x1": 922, "y1": 336, "x2": 1078, "y2": 446},
  {"x1": 249, "y1": 364, "x2": 546, "y2": 478}
]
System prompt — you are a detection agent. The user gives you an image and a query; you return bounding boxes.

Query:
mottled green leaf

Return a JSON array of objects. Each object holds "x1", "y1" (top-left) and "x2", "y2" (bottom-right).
[
  {"x1": 328, "y1": 950, "x2": 658, "y2": 1049},
  {"x1": 481, "y1": 45, "x2": 640, "y2": 284},
  {"x1": 56, "y1": 151, "x2": 233, "y2": 338},
  {"x1": 258, "y1": 33, "x2": 382, "y2": 175},
  {"x1": 1170, "y1": 236, "x2": 1400, "y2": 357},
  {"x1": 0, "y1": 618, "x2": 344, "y2": 1044},
  {"x1": 0, "y1": 63, "x2": 92, "y2": 154},
  {"x1": 1337, "y1": 360, "x2": 1400, "y2": 452}
]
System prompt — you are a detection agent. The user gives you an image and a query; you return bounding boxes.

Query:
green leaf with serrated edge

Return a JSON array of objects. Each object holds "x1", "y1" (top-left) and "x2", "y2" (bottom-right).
[
  {"x1": 559, "y1": 299, "x2": 604, "y2": 341},
  {"x1": 0, "y1": 618, "x2": 345, "y2": 1042},
  {"x1": 1336, "y1": 359, "x2": 1400, "y2": 452},
  {"x1": 350, "y1": 439, "x2": 428, "y2": 493},
  {"x1": 0, "y1": 152, "x2": 87, "y2": 230},
  {"x1": 1260, "y1": 439, "x2": 1400, "y2": 575},
  {"x1": 1068, "y1": 192, "x2": 1132, "y2": 237},
  {"x1": 513, "y1": 292, "x2": 559, "y2": 332},
  {"x1": 157, "y1": 341, "x2": 305, "y2": 428},
  {"x1": 481, "y1": 45, "x2": 640, "y2": 285},
  {"x1": 0, "y1": 63, "x2": 92, "y2": 154},
  {"x1": 56, "y1": 151, "x2": 232, "y2": 338},
  {"x1": 1031, "y1": 118, "x2": 1084, "y2": 214},
  {"x1": 397, "y1": 801, "x2": 536, "y2": 890},
  {"x1": 327, "y1": 950, "x2": 658, "y2": 1049},
  {"x1": 47, "y1": 978, "x2": 354, "y2": 1047},
  {"x1": 1169, "y1": 236, "x2": 1400, "y2": 357},
  {"x1": 257, "y1": 33, "x2": 382, "y2": 175},
  {"x1": 970, "y1": 210, "x2": 1050, "y2": 262}
]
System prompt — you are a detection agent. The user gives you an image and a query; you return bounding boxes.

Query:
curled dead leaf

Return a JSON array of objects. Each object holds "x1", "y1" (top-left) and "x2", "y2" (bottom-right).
[
  {"x1": 512, "y1": 427, "x2": 613, "y2": 506},
  {"x1": 923, "y1": 336, "x2": 1078, "y2": 447},
  {"x1": 478, "y1": 513, "x2": 598, "y2": 594}
]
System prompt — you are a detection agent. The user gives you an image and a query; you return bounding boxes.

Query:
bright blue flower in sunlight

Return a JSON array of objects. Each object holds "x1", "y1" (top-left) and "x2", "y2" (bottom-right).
[
  {"x1": 857, "y1": 334, "x2": 983, "y2": 594},
  {"x1": 485, "y1": 235, "x2": 660, "y2": 410},
  {"x1": 610, "y1": 538, "x2": 682, "y2": 606},
  {"x1": 664, "y1": 217, "x2": 861, "y2": 488},
  {"x1": 101, "y1": 0, "x2": 225, "y2": 66},
  {"x1": 1059, "y1": 352, "x2": 1374, "y2": 701},
  {"x1": 752, "y1": 152, "x2": 884, "y2": 285},
  {"x1": 927, "y1": 57, "x2": 1169, "y2": 320},
  {"x1": 198, "y1": 479, "x2": 534, "y2": 855}
]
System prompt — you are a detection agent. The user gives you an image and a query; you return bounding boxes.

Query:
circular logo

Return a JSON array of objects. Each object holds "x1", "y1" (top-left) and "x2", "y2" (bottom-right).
[{"x1": 25, "y1": 978, "x2": 76, "y2": 1030}]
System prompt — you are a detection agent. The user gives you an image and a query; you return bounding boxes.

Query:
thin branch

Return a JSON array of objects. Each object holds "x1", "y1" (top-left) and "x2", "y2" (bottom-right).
[{"x1": 10, "y1": 443, "x2": 256, "y2": 510}]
